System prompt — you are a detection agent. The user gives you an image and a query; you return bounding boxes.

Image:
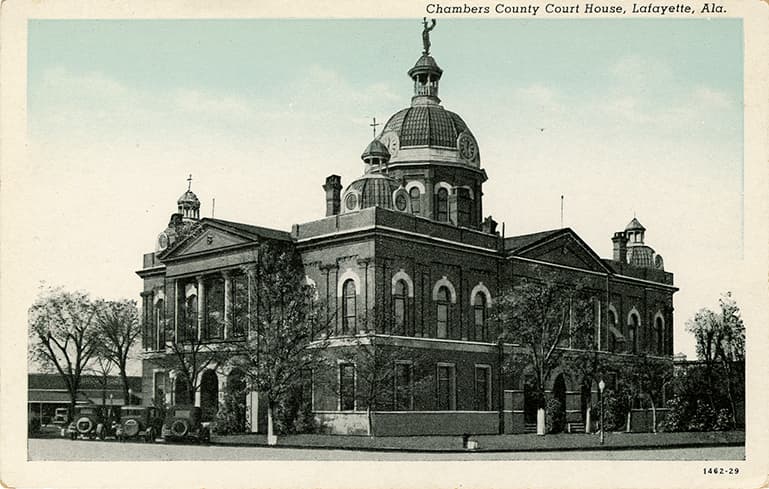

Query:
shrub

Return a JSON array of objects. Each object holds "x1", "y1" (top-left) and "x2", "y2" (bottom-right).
[
  {"x1": 212, "y1": 392, "x2": 248, "y2": 435},
  {"x1": 28, "y1": 416, "x2": 41, "y2": 436},
  {"x1": 659, "y1": 395, "x2": 688, "y2": 432},
  {"x1": 687, "y1": 399, "x2": 716, "y2": 432},
  {"x1": 545, "y1": 397, "x2": 564, "y2": 434}
]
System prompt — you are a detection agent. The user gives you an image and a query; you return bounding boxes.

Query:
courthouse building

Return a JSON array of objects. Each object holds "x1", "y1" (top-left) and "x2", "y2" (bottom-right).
[{"x1": 137, "y1": 23, "x2": 677, "y2": 435}]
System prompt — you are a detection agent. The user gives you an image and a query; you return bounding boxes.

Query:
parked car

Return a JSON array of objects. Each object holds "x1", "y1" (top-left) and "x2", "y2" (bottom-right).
[
  {"x1": 161, "y1": 406, "x2": 210, "y2": 443},
  {"x1": 67, "y1": 405, "x2": 108, "y2": 440},
  {"x1": 52, "y1": 408, "x2": 69, "y2": 425},
  {"x1": 116, "y1": 406, "x2": 163, "y2": 443}
]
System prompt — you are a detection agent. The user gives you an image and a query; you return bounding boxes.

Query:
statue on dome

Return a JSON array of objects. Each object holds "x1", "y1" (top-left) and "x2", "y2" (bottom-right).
[{"x1": 422, "y1": 18, "x2": 436, "y2": 55}]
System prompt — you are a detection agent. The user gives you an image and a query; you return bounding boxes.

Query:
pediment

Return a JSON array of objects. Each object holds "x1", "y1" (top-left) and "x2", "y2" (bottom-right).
[
  {"x1": 516, "y1": 231, "x2": 610, "y2": 274},
  {"x1": 163, "y1": 224, "x2": 253, "y2": 260}
]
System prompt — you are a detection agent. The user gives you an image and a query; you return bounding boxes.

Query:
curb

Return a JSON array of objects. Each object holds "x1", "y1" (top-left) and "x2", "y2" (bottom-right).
[{"x1": 208, "y1": 439, "x2": 745, "y2": 454}]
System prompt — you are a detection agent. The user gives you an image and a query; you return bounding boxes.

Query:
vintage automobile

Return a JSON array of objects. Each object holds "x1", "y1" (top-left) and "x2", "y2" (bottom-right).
[
  {"x1": 52, "y1": 407, "x2": 69, "y2": 425},
  {"x1": 67, "y1": 405, "x2": 108, "y2": 440},
  {"x1": 161, "y1": 405, "x2": 210, "y2": 444},
  {"x1": 116, "y1": 406, "x2": 163, "y2": 443}
]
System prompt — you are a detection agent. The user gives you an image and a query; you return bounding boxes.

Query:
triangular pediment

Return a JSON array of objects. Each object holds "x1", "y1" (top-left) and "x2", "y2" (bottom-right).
[
  {"x1": 162, "y1": 223, "x2": 254, "y2": 260},
  {"x1": 513, "y1": 229, "x2": 610, "y2": 274}
]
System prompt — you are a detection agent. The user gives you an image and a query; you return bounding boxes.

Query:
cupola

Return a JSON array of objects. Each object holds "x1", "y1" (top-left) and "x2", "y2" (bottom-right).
[{"x1": 177, "y1": 174, "x2": 200, "y2": 221}]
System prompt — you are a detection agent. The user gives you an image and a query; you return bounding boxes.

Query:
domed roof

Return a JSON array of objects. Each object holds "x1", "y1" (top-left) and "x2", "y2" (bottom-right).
[
  {"x1": 625, "y1": 217, "x2": 645, "y2": 231},
  {"x1": 407, "y1": 55, "x2": 443, "y2": 78},
  {"x1": 342, "y1": 173, "x2": 401, "y2": 213},
  {"x1": 381, "y1": 105, "x2": 472, "y2": 149},
  {"x1": 361, "y1": 139, "x2": 390, "y2": 161},
  {"x1": 627, "y1": 246, "x2": 655, "y2": 268},
  {"x1": 177, "y1": 189, "x2": 200, "y2": 206}
]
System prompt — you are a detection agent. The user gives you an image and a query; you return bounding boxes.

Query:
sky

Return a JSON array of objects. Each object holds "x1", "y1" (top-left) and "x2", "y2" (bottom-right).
[{"x1": 18, "y1": 18, "x2": 745, "y2": 365}]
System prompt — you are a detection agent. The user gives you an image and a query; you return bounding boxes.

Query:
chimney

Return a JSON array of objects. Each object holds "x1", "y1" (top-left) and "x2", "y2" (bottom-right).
[
  {"x1": 323, "y1": 175, "x2": 342, "y2": 216},
  {"x1": 482, "y1": 216, "x2": 498, "y2": 235},
  {"x1": 612, "y1": 231, "x2": 628, "y2": 262}
]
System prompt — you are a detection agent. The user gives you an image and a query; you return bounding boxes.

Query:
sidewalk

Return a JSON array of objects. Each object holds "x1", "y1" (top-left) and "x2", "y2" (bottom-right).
[{"x1": 211, "y1": 430, "x2": 744, "y2": 452}]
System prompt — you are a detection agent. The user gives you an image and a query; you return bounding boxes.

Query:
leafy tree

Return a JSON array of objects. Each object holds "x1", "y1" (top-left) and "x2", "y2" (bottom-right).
[
  {"x1": 685, "y1": 292, "x2": 745, "y2": 427},
  {"x1": 491, "y1": 270, "x2": 595, "y2": 434},
  {"x1": 28, "y1": 286, "x2": 101, "y2": 421},
  {"x1": 88, "y1": 354, "x2": 114, "y2": 408},
  {"x1": 95, "y1": 299, "x2": 140, "y2": 405},
  {"x1": 628, "y1": 354, "x2": 672, "y2": 432},
  {"x1": 234, "y1": 241, "x2": 334, "y2": 445}
]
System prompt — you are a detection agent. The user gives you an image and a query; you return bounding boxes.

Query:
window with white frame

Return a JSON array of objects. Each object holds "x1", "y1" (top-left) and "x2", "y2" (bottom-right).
[
  {"x1": 394, "y1": 362, "x2": 414, "y2": 411},
  {"x1": 474, "y1": 365, "x2": 492, "y2": 411},
  {"x1": 436, "y1": 363, "x2": 456, "y2": 410}
]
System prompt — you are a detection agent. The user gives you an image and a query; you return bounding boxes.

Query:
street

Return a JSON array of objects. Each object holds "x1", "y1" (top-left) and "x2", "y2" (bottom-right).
[{"x1": 28, "y1": 438, "x2": 745, "y2": 461}]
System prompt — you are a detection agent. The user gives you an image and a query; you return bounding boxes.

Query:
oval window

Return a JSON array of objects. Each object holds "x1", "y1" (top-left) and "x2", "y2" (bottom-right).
[
  {"x1": 345, "y1": 193, "x2": 358, "y2": 211},
  {"x1": 395, "y1": 193, "x2": 408, "y2": 211}
]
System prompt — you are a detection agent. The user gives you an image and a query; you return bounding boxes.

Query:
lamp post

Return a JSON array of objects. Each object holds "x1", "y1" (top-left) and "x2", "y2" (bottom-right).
[
  {"x1": 128, "y1": 388, "x2": 133, "y2": 406},
  {"x1": 598, "y1": 379, "x2": 606, "y2": 445}
]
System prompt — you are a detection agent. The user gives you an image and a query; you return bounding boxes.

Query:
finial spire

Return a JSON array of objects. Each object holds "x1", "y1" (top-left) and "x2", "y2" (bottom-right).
[
  {"x1": 187, "y1": 174, "x2": 193, "y2": 191},
  {"x1": 370, "y1": 117, "x2": 380, "y2": 138},
  {"x1": 422, "y1": 18, "x2": 436, "y2": 55}
]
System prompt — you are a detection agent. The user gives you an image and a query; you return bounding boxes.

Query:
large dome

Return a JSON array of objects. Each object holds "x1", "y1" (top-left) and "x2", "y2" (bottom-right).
[{"x1": 381, "y1": 106, "x2": 472, "y2": 149}]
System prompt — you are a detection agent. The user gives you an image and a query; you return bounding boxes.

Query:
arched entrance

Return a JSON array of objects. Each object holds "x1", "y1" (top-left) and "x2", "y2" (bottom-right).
[
  {"x1": 523, "y1": 375, "x2": 540, "y2": 426},
  {"x1": 550, "y1": 374, "x2": 567, "y2": 433},
  {"x1": 174, "y1": 375, "x2": 192, "y2": 405},
  {"x1": 200, "y1": 370, "x2": 219, "y2": 422},
  {"x1": 227, "y1": 368, "x2": 248, "y2": 433}
]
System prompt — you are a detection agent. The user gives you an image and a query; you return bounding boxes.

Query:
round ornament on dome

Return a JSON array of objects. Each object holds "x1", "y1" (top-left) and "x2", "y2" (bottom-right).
[
  {"x1": 380, "y1": 132, "x2": 400, "y2": 157},
  {"x1": 345, "y1": 192, "x2": 359, "y2": 211},
  {"x1": 157, "y1": 231, "x2": 170, "y2": 252},
  {"x1": 394, "y1": 189, "x2": 409, "y2": 212},
  {"x1": 457, "y1": 132, "x2": 478, "y2": 162}
]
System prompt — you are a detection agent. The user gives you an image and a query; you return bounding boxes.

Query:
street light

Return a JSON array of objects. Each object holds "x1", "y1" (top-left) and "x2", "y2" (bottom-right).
[
  {"x1": 598, "y1": 379, "x2": 606, "y2": 445},
  {"x1": 128, "y1": 388, "x2": 132, "y2": 406}
]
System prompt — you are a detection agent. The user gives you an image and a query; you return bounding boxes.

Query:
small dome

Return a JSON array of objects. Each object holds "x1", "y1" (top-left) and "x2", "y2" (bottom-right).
[
  {"x1": 342, "y1": 174, "x2": 401, "y2": 213},
  {"x1": 627, "y1": 246, "x2": 655, "y2": 268},
  {"x1": 625, "y1": 217, "x2": 645, "y2": 232},
  {"x1": 407, "y1": 55, "x2": 443, "y2": 78},
  {"x1": 177, "y1": 190, "x2": 200, "y2": 206},
  {"x1": 361, "y1": 139, "x2": 390, "y2": 162}
]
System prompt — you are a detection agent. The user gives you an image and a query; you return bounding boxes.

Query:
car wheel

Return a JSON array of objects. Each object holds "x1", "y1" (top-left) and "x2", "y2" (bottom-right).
[
  {"x1": 69, "y1": 432, "x2": 76, "y2": 440},
  {"x1": 98, "y1": 426, "x2": 106, "y2": 441}
]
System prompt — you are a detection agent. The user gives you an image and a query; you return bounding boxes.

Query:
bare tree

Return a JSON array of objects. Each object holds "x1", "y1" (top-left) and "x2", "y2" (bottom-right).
[
  {"x1": 28, "y1": 286, "x2": 101, "y2": 421},
  {"x1": 95, "y1": 299, "x2": 140, "y2": 405}
]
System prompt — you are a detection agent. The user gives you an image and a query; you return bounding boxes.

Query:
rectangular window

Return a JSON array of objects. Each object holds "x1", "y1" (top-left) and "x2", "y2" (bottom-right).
[
  {"x1": 436, "y1": 364, "x2": 456, "y2": 410},
  {"x1": 300, "y1": 368, "x2": 313, "y2": 410},
  {"x1": 205, "y1": 277, "x2": 225, "y2": 339},
  {"x1": 232, "y1": 273, "x2": 249, "y2": 337},
  {"x1": 394, "y1": 362, "x2": 413, "y2": 411},
  {"x1": 339, "y1": 363, "x2": 355, "y2": 411},
  {"x1": 474, "y1": 365, "x2": 492, "y2": 411},
  {"x1": 436, "y1": 303, "x2": 448, "y2": 338}
]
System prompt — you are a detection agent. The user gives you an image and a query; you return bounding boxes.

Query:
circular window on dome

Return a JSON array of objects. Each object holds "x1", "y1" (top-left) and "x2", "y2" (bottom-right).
[
  {"x1": 345, "y1": 193, "x2": 358, "y2": 211},
  {"x1": 395, "y1": 193, "x2": 408, "y2": 212}
]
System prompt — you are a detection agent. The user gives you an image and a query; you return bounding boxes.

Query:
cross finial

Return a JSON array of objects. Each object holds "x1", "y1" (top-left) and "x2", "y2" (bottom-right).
[
  {"x1": 370, "y1": 117, "x2": 380, "y2": 138},
  {"x1": 187, "y1": 174, "x2": 193, "y2": 191}
]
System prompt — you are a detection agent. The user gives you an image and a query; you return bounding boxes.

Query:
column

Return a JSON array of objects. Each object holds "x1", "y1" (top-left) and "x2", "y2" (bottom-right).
[
  {"x1": 173, "y1": 280, "x2": 180, "y2": 342},
  {"x1": 197, "y1": 275, "x2": 205, "y2": 340},
  {"x1": 222, "y1": 271, "x2": 232, "y2": 339},
  {"x1": 140, "y1": 292, "x2": 151, "y2": 349}
]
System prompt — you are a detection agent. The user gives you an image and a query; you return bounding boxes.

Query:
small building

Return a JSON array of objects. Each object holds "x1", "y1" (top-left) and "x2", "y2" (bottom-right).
[{"x1": 28, "y1": 373, "x2": 142, "y2": 423}]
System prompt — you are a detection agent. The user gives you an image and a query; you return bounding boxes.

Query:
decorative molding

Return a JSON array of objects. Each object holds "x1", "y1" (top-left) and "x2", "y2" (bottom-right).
[
  {"x1": 391, "y1": 269, "x2": 415, "y2": 298},
  {"x1": 469, "y1": 282, "x2": 492, "y2": 307},
  {"x1": 432, "y1": 276, "x2": 457, "y2": 303}
]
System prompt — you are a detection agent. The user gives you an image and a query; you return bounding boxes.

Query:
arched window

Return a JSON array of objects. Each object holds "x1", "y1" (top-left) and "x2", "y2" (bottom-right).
[
  {"x1": 393, "y1": 280, "x2": 408, "y2": 334},
  {"x1": 436, "y1": 286, "x2": 450, "y2": 338},
  {"x1": 436, "y1": 188, "x2": 449, "y2": 222},
  {"x1": 409, "y1": 187, "x2": 421, "y2": 216},
  {"x1": 473, "y1": 292, "x2": 487, "y2": 341},
  {"x1": 655, "y1": 317, "x2": 664, "y2": 355},
  {"x1": 628, "y1": 313, "x2": 639, "y2": 354},
  {"x1": 342, "y1": 279, "x2": 357, "y2": 334}
]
